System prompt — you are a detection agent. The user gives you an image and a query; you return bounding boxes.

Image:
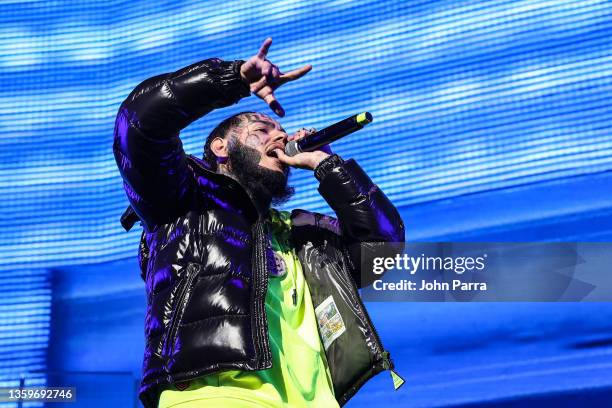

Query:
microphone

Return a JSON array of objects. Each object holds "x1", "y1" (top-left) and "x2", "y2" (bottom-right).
[{"x1": 284, "y1": 112, "x2": 373, "y2": 156}]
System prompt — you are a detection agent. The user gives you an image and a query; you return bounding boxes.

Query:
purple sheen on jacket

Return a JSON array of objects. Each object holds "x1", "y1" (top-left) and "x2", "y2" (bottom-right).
[
  {"x1": 223, "y1": 235, "x2": 245, "y2": 248},
  {"x1": 228, "y1": 277, "x2": 246, "y2": 290},
  {"x1": 172, "y1": 336, "x2": 182, "y2": 356},
  {"x1": 151, "y1": 265, "x2": 173, "y2": 294},
  {"x1": 144, "y1": 304, "x2": 162, "y2": 338},
  {"x1": 197, "y1": 175, "x2": 219, "y2": 189},
  {"x1": 373, "y1": 204, "x2": 398, "y2": 240},
  {"x1": 116, "y1": 148, "x2": 132, "y2": 171},
  {"x1": 124, "y1": 181, "x2": 143, "y2": 204},
  {"x1": 115, "y1": 107, "x2": 141, "y2": 147},
  {"x1": 217, "y1": 225, "x2": 249, "y2": 248},
  {"x1": 207, "y1": 193, "x2": 233, "y2": 211}
]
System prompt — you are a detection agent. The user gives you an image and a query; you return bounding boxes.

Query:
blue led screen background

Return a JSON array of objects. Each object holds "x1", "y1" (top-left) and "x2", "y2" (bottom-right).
[
  {"x1": 2, "y1": 0, "x2": 611, "y2": 270},
  {"x1": 1, "y1": 0, "x2": 612, "y2": 406}
]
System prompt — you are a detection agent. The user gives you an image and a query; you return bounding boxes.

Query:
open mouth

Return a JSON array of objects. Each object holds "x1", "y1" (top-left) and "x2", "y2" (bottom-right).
[{"x1": 266, "y1": 145, "x2": 283, "y2": 159}]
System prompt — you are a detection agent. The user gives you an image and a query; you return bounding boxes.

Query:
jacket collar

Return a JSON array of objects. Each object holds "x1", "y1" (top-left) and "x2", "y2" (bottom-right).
[{"x1": 186, "y1": 154, "x2": 259, "y2": 221}]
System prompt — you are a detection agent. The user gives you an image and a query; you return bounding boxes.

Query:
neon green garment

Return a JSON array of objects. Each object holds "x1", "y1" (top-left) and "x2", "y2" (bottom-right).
[{"x1": 157, "y1": 209, "x2": 339, "y2": 408}]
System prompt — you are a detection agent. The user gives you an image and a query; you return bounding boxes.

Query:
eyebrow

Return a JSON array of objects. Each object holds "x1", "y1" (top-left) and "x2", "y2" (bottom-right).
[{"x1": 252, "y1": 120, "x2": 285, "y2": 133}]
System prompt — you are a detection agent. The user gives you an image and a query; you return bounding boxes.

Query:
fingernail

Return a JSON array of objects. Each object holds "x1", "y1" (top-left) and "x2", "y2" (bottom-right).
[{"x1": 270, "y1": 101, "x2": 284, "y2": 117}]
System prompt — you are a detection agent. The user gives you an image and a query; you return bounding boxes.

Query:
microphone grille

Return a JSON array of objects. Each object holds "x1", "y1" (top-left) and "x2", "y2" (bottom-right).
[{"x1": 284, "y1": 140, "x2": 300, "y2": 157}]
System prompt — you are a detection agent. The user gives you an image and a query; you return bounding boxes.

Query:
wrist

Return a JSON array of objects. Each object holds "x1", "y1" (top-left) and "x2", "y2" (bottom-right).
[
  {"x1": 233, "y1": 60, "x2": 250, "y2": 87},
  {"x1": 227, "y1": 59, "x2": 251, "y2": 98},
  {"x1": 239, "y1": 64, "x2": 248, "y2": 84},
  {"x1": 314, "y1": 154, "x2": 344, "y2": 181},
  {"x1": 310, "y1": 152, "x2": 331, "y2": 170}
]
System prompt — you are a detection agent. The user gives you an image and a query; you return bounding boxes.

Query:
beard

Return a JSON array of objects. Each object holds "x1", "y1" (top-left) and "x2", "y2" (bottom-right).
[{"x1": 225, "y1": 137, "x2": 295, "y2": 209}]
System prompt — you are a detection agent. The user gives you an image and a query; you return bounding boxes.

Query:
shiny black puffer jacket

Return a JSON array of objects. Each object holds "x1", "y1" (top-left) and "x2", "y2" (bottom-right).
[{"x1": 113, "y1": 57, "x2": 405, "y2": 408}]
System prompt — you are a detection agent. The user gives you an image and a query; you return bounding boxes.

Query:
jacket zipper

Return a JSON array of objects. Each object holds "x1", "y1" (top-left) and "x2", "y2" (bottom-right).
[
  {"x1": 251, "y1": 219, "x2": 272, "y2": 369},
  {"x1": 163, "y1": 264, "x2": 199, "y2": 366}
]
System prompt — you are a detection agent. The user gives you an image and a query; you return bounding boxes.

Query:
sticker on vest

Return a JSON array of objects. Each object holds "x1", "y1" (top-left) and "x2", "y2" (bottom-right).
[
  {"x1": 315, "y1": 295, "x2": 347, "y2": 350},
  {"x1": 270, "y1": 252, "x2": 287, "y2": 277}
]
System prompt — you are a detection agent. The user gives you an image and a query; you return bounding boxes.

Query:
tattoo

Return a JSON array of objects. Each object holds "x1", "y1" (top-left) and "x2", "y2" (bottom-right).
[
  {"x1": 244, "y1": 122, "x2": 265, "y2": 148},
  {"x1": 245, "y1": 133, "x2": 261, "y2": 148}
]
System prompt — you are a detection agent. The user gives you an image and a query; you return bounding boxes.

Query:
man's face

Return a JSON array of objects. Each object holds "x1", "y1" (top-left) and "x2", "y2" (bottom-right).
[
  {"x1": 234, "y1": 113, "x2": 288, "y2": 173},
  {"x1": 223, "y1": 113, "x2": 294, "y2": 207}
]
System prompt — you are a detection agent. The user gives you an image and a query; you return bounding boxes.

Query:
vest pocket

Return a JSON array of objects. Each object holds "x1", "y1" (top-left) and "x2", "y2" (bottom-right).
[{"x1": 162, "y1": 263, "x2": 201, "y2": 365}]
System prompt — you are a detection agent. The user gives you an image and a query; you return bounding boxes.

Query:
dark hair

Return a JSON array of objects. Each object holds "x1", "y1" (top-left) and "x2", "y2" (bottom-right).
[{"x1": 203, "y1": 111, "x2": 260, "y2": 171}]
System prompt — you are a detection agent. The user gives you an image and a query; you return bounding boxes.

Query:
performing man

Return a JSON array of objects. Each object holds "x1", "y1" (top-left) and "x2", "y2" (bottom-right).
[{"x1": 113, "y1": 37, "x2": 405, "y2": 408}]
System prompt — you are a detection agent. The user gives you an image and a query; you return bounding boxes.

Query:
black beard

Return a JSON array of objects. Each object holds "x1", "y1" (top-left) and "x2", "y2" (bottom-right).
[{"x1": 225, "y1": 138, "x2": 295, "y2": 211}]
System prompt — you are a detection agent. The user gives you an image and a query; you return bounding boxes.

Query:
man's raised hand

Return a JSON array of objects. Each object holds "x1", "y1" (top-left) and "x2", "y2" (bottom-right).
[{"x1": 239, "y1": 37, "x2": 312, "y2": 117}]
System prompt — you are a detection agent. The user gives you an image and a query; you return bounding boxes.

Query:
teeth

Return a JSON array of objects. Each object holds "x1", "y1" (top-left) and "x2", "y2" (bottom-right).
[{"x1": 269, "y1": 146, "x2": 283, "y2": 157}]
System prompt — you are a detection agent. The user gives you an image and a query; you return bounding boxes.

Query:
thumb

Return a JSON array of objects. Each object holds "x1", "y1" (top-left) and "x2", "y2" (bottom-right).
[{"x1": 274, "y1": 148, "x2": 298, "y2": 166}]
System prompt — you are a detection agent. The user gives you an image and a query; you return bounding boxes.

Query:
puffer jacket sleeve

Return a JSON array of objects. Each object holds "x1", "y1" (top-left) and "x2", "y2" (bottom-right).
[
  {"x1": 113, "y1": 58, "x2": 251, "y2": 231},
  {"x1": 317, "y1": 158, "x2": 406, "y2": 288}
]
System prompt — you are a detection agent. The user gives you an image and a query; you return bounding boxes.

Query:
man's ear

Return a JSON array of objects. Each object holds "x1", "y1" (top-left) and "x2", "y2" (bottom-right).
[{"x1": 210, "y1": 137, "x2": 228, "y2": 163}]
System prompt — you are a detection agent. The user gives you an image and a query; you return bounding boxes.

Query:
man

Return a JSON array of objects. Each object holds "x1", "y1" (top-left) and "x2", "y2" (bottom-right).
[{"x1": 113, "y1": 37, "x2": 405, "y2": 408}]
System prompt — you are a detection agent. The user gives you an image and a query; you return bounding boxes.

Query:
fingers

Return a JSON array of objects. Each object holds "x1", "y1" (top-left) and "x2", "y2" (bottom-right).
[
  {"x1": 274, "y1": 148, "x2": 298, "y2": 166},
  {"x1": 254, "y1": 84, "x2": 284, "y2": 117},
  {"x1": 263, "y1": 61, "x2": 282, "y2": 87},
  {"x1": 279, "y1": 64, "x2": 312, "y2": 84},
  {"x1": 290, "y1": 127, "x2": 316, "y2": 141},
  {"x1": 261, "y1": 90, "x2": 284, "y2": 117},
  {"x1": 270, "y1": 65, "x2": 281, "y2": 84},
  {"x1": 248, "y1": 38, "x2": 312, "y2": 118},
  {"x1": 261, "y1": 60, "x2": 282, "y2": 87},
  {"x1": 303, "y1": 127, "x2": 316, "y2": 138},
  {"x1": 250, "y1": 76, "x2": 267, "y2": 93},
  {"x1": 251, "y1": 61, "x2": 280, "y2": 93},
  {"x1": 274, "y1": 147, "x2": 329, "y2": 170},
  {"x1": 263, "y1": 62, "x2": 273, "y2": 79},
  {"x1": 257, "y1": 37, "x2": 272, "y2": 59}
]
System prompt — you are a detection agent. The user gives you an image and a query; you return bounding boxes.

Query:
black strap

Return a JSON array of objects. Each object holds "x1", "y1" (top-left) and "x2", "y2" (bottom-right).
[{"x1": 120, "y1": 206, "x2": 140, "y2": 232}]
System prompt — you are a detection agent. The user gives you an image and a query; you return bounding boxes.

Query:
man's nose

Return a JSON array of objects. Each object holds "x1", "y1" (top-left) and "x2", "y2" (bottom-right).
[{"x1": 270, "y1": 131, "x2": 287, "y2": 145}]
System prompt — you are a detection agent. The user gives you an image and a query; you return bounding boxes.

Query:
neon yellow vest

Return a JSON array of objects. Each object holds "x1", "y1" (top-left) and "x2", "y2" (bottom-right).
[{"x1": 158, "y1": 209, "x2": 339, "y2": 408}]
